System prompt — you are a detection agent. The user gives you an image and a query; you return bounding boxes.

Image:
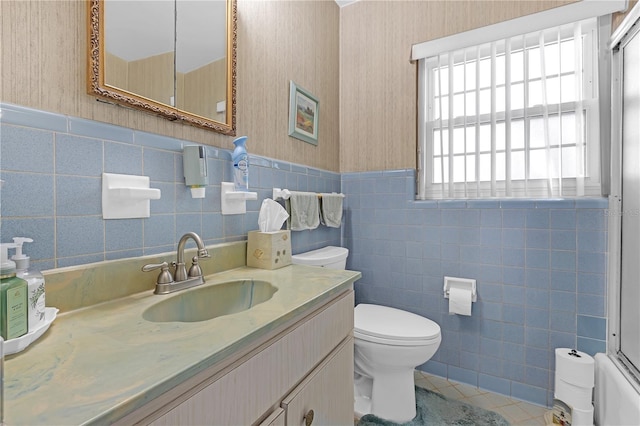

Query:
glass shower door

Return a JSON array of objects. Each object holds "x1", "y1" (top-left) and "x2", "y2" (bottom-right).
[{"x1": 618, "y1": 15, "x2": 640, "y2": 377}]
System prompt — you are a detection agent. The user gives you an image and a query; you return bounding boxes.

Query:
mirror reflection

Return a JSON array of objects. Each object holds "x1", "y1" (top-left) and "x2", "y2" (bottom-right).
[
  {"x1": 89, "y1": 0, "x2": 236, "y2": 135},
  {"x1": 104, "y1": 1, "x2": 175, "y2": 107},
  {"x1": 176, "y1": 0, "x2": 228, "y2": 122}
]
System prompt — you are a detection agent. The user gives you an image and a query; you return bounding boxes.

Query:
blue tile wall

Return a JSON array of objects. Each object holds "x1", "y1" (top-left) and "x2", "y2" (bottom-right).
[
  {"x1": 0, "y1": 103, "x2": 340, "y2": 269},
  {"x1": 1, "y1": 102, "x2": 611, "y2": 408},
  {"x1": 342, "y1": 169, "x2": 608, "y2": 407}
]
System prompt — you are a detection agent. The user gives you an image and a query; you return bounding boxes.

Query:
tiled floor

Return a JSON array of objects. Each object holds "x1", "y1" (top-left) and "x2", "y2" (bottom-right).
[{"x1": 413, "y1": 370, "x2": 549, "y2": 425}]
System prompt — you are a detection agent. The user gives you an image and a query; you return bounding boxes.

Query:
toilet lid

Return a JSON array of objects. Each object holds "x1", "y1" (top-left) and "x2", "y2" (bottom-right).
[{"x1": 354, "y1": 304, "x2": 441, "y2": 343}]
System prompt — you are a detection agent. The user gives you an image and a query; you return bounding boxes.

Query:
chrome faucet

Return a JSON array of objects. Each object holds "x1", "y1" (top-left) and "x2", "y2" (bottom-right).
[
  {"x1": 142, "y1": 232, "x2": 211, "y2": 295},
  {"x1": 175, "y1": 232, "x2": 210, "y2": 281}
]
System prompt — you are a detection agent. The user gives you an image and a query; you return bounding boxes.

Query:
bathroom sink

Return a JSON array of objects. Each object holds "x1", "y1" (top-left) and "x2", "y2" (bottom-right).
[{"x1": 143, "y1": 279, "x2": 277, "y2": 323}]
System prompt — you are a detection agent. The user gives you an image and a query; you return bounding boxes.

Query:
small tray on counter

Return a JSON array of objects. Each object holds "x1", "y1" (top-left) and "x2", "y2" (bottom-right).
[{"x1": 4, "y1": 307, "x2": 58, "y2": 355}]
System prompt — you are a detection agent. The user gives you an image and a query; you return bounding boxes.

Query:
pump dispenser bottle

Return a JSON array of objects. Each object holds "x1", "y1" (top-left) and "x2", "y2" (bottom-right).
[
  {"x1": 0, "y1": 243, "x2": 28, "y2": 340},
  {"x1": 232, "y1": 136, "x2": 249, "y2": 191},
  {"x1": 12, "y1": 237, "x2": 46, "y2": 331}
]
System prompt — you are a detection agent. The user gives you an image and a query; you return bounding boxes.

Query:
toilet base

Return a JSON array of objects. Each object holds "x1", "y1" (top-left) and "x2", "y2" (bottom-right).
[
  {"x1": 354, "y1": 369, "x2": 417, "y2": 423},
  {"x1": 354, "y1": 395, "x2": 371, "y2": 419}
]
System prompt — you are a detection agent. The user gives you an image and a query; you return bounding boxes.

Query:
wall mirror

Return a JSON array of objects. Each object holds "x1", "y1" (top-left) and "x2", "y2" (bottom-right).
[{"x1": 88, "y1": 0, "x2": 237, "y2": 135}]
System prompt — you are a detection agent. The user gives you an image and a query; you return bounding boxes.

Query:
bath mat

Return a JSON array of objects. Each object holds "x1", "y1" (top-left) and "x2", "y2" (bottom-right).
[{"x1": 356, "y1": 386, "x2": 511, "y2": 426}]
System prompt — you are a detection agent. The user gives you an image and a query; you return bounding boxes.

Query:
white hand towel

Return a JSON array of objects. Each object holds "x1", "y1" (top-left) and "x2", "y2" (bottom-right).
[
  {"x1": 319, "y1": 193, "x2": 343, "y2": 228},
  {"x1": 286, "y1": 191, "x2": 320, "y2": 231}
]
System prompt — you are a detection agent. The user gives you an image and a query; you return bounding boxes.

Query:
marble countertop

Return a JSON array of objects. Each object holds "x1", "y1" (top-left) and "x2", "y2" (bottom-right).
[{"x1": 4, "y1": 264, "x2": 360, "y2": 426}]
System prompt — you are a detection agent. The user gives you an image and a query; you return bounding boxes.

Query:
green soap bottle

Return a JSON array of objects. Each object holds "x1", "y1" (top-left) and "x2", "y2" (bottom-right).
[{"x1": 0, "y1": 243, "x2": 28, "y2": 340}]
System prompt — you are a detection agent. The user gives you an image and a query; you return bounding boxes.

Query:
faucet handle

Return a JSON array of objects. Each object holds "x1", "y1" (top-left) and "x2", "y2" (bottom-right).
[
  {"x1": 142, "y1": 261, "x2": 174, "y2": 284},
  {"x1": 188, "y1": 256, "x2": 204, "y2": 278}
]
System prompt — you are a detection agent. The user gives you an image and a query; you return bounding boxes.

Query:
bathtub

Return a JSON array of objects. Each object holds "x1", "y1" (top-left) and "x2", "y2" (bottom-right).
[{"x1": 594, "y1": 353, "x2": 640, "y2": 425}]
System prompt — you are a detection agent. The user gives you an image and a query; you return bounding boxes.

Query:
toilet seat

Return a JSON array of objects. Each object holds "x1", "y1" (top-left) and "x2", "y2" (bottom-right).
[{"x1": 354, "y1": 304, "x2": 441, "y2": 346}]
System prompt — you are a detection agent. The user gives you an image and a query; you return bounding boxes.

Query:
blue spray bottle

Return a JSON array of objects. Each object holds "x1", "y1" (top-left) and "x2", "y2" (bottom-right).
[{"x1": 232, "y1": 136, "x2": 249, "y2": 191}]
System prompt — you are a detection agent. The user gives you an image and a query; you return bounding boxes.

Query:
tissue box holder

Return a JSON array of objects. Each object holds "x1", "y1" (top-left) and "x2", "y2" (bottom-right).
[{"x1": 247, "y1": 230, "x2": 292, "y2": 270}]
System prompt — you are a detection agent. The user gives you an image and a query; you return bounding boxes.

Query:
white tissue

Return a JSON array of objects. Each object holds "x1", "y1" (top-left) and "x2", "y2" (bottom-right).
[
  {"x1": 258, "y1": 198, "x2": 289, "y2": 232},
  {"x1": 448, "y1": 286, "x2": 472, "y2": 316}
]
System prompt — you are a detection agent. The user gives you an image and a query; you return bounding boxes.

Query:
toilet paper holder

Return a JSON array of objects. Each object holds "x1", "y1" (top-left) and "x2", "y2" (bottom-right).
[{"x1": 443, "y1": 276, "x2": 477, "y2": 302}]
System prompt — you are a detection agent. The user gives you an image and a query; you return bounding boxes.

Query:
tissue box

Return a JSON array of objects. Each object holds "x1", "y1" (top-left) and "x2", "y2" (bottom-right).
[{"x1": 247, "y1": 230, "x2": 292, "y2": 270}]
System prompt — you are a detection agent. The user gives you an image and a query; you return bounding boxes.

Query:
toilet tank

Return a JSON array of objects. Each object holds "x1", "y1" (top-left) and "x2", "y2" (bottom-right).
[{"x1": 291, "y1": 246, "x2": 349, "y2": 270}]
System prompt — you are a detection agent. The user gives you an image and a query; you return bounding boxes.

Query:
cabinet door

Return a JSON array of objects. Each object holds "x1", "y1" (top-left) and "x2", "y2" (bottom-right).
[{"x1": 281, "y1": 337, "x2": 354, "y2": 426}]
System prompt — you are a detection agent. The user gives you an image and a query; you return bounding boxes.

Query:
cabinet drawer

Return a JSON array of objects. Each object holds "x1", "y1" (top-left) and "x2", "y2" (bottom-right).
[{"x1": 281, "y1": 336, "x2": 354, "y2": 426}]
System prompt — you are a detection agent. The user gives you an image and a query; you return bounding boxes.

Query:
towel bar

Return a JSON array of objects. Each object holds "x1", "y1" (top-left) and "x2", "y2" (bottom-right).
[
  {"x1": 317, "y1": 192, "x2": 346, "y2": 199},
  {"x1": 272, "y1": 188, "x2": 345, "y2": 201}
]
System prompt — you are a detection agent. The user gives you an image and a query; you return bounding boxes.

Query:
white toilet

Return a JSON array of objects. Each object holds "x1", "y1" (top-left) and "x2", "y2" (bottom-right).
[{"x1": 291, "y1": 246, "x2": 442, "y2": 423}]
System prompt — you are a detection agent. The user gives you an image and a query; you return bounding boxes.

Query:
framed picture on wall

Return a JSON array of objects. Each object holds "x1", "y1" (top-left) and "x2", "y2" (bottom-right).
[{"x1": 288, "y1": 81, "x2": 319, "y2": 145}]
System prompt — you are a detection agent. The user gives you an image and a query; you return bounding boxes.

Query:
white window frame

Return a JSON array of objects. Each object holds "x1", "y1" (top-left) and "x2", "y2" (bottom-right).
[
  {"x1": 412, "y1": 0, "x2": 626, "y2": 200},
  {"x1": 419, "y1": 23, "x2": 601, "y2": 199}
]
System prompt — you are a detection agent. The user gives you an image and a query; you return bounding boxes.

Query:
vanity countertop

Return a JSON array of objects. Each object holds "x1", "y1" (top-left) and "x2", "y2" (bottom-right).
[{"x1": 4, "y1": 264, "x2": 360, "y2": 426}]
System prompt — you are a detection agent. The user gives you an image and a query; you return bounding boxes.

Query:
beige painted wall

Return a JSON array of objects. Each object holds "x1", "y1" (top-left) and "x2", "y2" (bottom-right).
[
  {"x1": 339, "y1": 0, "x2": 577, "y2": 173},
  {"x1": 1, "y1": 1, "x2": 623, "y2": 174},
  {"x1": 613, "y1": 0, "x2": 638, "y2": 30},
  {"x1": 0, "y1": 0, "x2": 340, "y2": 172},
  {"x1": 237, "y1": 0, "x2": 339, "y2": 170}
]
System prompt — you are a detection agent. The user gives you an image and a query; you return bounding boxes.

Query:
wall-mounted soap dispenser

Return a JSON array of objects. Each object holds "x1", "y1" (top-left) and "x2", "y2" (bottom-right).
[{"x1": 183, "y1": 145, "x2": 209, "y2": 198}]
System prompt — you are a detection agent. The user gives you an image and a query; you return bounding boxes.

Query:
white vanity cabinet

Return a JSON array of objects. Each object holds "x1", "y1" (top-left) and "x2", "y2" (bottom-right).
[{"x1": 123, "y1": 289, "x2": 355, "y2": 426}]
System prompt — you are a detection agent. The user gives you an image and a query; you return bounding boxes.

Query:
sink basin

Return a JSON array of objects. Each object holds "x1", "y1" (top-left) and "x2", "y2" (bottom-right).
[{"x1": 143, "y1": 279, "x2": 277, "y2": 323}]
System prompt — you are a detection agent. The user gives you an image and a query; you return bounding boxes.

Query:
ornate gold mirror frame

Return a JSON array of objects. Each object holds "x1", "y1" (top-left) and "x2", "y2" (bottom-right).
[{"x1": 87, "y1": 0, "x2": 237, "y2": 135}]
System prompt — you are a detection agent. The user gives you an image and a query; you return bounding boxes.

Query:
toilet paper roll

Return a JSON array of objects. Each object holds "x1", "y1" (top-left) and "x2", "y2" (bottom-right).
[
  {"x1": 555, "y1": 348, "x2": 595, "y2": 388},
  {"x1": 448, "y1": 286, "x2": 472, "y2": 316}
]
